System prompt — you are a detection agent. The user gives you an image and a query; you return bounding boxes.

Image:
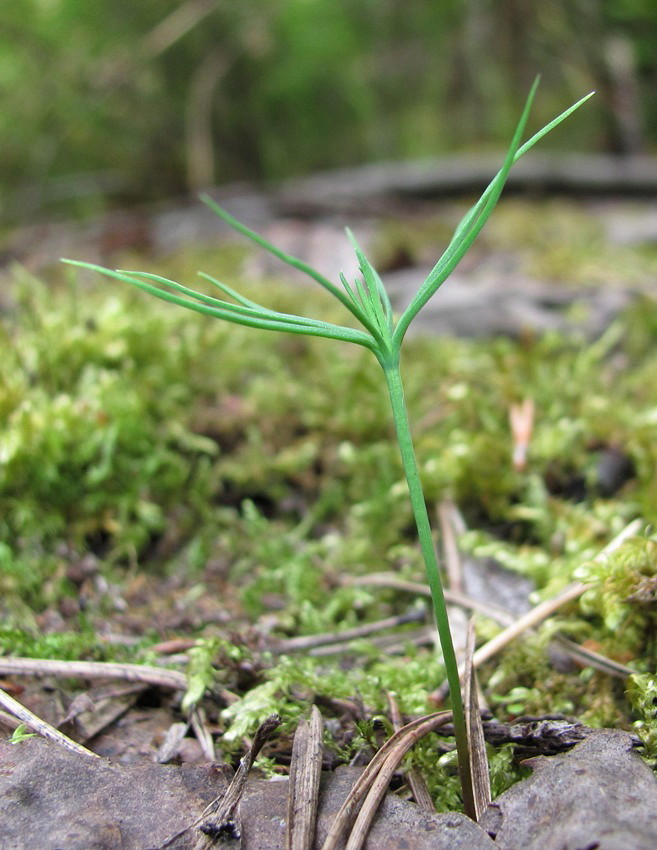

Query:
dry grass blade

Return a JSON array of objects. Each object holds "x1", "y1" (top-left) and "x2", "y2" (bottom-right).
[
  {"x1": 472, "y1": 518, "x2": 643, "y2": 669},
  {"x1": 286, "y1": 705, "x2": 324, "y2": 850},
  {"x1": 320, "y1": 712, "x2": 451, "y2": 850},
  {"x1": 386, "y1": 692, "x2": 435, "y2": 812},
  {"x1": 552, "y1": 634, "x2": 638, "y2": 678},
  {"x1": 0, "y1": 657, "x2": 188, "y2": 690},
  {"x1": 270, "y1": 610, "x2": 426, "y2": 654},
  {"x1": 343, "y1": 713, "x2": 454, "y2": 850},
  {"x1": 463, "y1": 620, "x2": 491, "y2": 821},
  {"x1": 189, "y1": 705, "x2": 216, "y2": 762},
  {"x1": 0, "y1": 686, "x2": 99, "y2": 759}
]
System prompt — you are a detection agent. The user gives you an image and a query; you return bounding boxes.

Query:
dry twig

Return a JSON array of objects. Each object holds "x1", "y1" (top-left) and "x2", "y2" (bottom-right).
[
  {"x1": 192, "y1": 714, "x2": 282, "y2": 849},
  {"x1": 270, "y1": 609, "x2": 426, "y2": 655},
  {"x1": 0, "y1": 657, "x2": 187, "y2": 690},
  {"x1": 0, "y1": 686, "x2": 99, "y2": 759},
  {"x1": 156, "y1": 714, "x2": 282, "y2": 850},
  {"x1": 286, "y1": 706, "x2": 324, "y2": 850}
]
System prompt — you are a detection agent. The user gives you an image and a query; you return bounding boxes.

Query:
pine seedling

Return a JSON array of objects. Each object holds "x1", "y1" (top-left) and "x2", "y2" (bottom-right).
[{"x1": 64, "y1": 81, "x2": 592, "y2": 816}]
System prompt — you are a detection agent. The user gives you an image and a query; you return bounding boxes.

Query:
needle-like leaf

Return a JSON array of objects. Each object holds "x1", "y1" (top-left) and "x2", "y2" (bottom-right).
[
  {"x1": 200, "y1": 193, "x2": 369, "y2": 324},
  {"x1": 62, "y1": 260, "x2": 377, "y2": 350},
  {"x1": 197, "y1": 271, "x2": 265, "y2": 310},
  {"x1": 393, "y1": 86, "x2": 595, "y2": 347},
  {"x1": 346, "y1": 228, "x2": 393, "y2": 339}
]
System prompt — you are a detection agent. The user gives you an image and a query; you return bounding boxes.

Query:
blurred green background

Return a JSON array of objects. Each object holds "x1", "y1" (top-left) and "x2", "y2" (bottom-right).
[{"x1": 3, "y1": 0, "x2": 656, "y2": 225}]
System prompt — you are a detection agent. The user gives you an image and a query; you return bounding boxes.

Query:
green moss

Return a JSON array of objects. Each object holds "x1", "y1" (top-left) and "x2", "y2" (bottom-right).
[
  {"x1": 220, "y1": 646, "x2": 446, "y2": 745},
  {"x1": 483, "y1": 200, "x2": 657, "y2": 289},
  {"x1": 627, "y1": 673, "x2": 657, "y2": 763},
  {"x1": 0, "y1": 623, "x2": 124, "y2": 661},
  {"x1": 3, "y1": 203, "x2": 657, "y2": 798}
]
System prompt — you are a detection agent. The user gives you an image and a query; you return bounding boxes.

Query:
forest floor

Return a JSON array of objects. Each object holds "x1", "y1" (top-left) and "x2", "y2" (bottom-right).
[{"x1": 2, "y1": 183, "x2": 657, "y2": 848}]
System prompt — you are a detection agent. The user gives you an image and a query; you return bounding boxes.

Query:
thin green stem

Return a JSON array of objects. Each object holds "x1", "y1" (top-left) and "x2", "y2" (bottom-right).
[
  {"x1": 200, "y1": 193, "x2": 379, "y2": 335},
  {"x1": 382, "y1": 358, "x2": 475, "y2": 819},
  {"x1": 64, "y1": 84, "x2": 593, "y2": 820}
]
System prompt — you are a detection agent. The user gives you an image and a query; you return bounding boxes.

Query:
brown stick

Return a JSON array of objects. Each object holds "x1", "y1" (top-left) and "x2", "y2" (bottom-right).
[
  {"x1": 192, "y1": 714, "x2": 282, "y2": 850},
  {"x1": 286, "y1": 706, "x2": 324, "y2": 850},
  {"x1": 0, "y1": 657, "x2": 188, "y2": 690}
]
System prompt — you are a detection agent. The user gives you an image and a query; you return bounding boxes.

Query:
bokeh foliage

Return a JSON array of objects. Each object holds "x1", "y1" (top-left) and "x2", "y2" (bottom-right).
[{"x1": 3, "y1": 0, "x2": 657, "y2": 223}]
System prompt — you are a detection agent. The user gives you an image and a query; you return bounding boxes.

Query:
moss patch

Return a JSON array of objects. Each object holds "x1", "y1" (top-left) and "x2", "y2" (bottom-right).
[{"x1": 2, "y1": 206, "x2": 657, "y2": 805}]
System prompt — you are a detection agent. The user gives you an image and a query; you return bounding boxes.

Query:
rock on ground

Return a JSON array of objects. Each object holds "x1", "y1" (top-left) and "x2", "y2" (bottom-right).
[{"x1": 2, "y1": 729, "x2": 657, "y2": 849}]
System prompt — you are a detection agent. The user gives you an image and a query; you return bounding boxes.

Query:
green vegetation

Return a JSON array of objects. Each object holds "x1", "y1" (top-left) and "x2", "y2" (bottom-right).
[
  {"x1": 9, "y1": 724, "x2": 37, "y2": 744},
  {"x1": 2, "y1": 190, "x2": 657, "y2": 807},
  {"x1": 627, "y1": 673, "x2": 657, "y2": 763},
  {"x1": 4, "y1": 0, "x2": 657, "y2": 815},
  {"x1": 65, "y1": 86, "x2": 593, "y2": 813},
  {"x1": 3, "y1": 1, "x2": 657, "y2": 223}
]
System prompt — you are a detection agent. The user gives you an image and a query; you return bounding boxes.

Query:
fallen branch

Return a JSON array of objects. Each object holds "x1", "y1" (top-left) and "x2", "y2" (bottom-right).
[{"x1": 0, "y1": 657, "x2": 188, "y2": 691}]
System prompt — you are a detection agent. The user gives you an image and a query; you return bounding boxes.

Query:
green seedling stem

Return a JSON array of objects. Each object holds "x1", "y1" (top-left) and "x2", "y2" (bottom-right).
[
  {"x1": 382, "y1": 357, "x2": 474, "y2": 809},
  {"x1": 64, "y1": 81, "x2": 592, "y2": 818}
]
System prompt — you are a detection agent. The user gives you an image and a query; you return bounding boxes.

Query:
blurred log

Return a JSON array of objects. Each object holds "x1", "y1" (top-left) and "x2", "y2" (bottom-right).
[
  {"x1": 275, "y1": 152, "x2": 657, "y2": 216},
  {"x1": 5, "y1": 152, "x2": 657, "y2": 276}
]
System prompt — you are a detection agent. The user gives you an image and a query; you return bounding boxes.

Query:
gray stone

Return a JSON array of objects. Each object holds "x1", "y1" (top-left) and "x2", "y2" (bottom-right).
[
  {"x1": 480, "y1": 729, "x2": 657, "y2": 850},
  {"x1": 0, "y1": 738, "x2": 496, "y2": 850}
]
